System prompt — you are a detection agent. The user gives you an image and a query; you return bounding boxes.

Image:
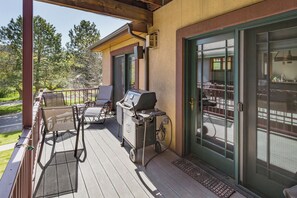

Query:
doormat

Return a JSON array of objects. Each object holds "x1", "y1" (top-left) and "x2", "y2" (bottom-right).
[{"x1": 172, "y1": 158, "x2": 235, "y2": 198}]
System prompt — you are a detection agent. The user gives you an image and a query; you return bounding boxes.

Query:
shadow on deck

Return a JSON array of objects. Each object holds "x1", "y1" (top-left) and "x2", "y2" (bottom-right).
[{"x1": 33, "y1": 117, "x2": 244, "y2": 198}]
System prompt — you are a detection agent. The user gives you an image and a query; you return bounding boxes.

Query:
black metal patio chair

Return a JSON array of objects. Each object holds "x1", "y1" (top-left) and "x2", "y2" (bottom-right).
[
  {"x1": 38, "y1": 106, "x2": 84, "y2": 163},
  {"x1": 84, "y1": 85, "x2": 113, "y2": 124},
  {"x1": 42, "y1": 92, "x2": 66, "y2": 107}
]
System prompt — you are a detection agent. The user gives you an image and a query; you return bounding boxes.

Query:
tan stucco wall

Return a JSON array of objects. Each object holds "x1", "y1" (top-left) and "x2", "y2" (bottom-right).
[
  {"x1": 148, "y1": 0, "x2": 262, "y2": 151},
  {"x1": 101, "y1": 35, "x2": 146, "y2": 88},
  {"x1": 102, "y1": 51, "x2": 111, "y2": 85}
]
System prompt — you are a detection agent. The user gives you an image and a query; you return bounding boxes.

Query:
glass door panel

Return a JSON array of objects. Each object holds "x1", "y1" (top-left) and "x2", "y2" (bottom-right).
[
  {"x1": 256, "y1": 27, "x2": 297, "y2": 185},
  {"x1": 127, "y1": 54, "x2": 136, "y2": 90},
  {"x1": 193, "y1": 33, "x2": 235, "y2": 177},
  {"x1": 113, "y1": 55, "x2": 125, "y2": 109},
  {"x1": 245, "y1": 20, "x2": 297, "y2": 198}
]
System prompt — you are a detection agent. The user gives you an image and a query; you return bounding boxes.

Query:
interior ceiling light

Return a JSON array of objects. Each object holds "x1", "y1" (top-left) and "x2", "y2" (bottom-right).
[{"x1": 274, "y1": 50, "x2": 297, "y2": 63}]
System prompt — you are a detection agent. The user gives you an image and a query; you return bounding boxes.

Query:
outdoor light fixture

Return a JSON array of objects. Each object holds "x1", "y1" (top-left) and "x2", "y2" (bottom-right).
[
  {"x1": 146, "y1": 31, "x2": 158, "y2": 48},
  {"x1": 274, "y1": 50, "x2": 297, "y2": 63}
]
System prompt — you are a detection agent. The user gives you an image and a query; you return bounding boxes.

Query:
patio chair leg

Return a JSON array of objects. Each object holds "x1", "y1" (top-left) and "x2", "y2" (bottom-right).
[
  {"x1": 117, "y1": 124, "x2": 121, "y2": 137},
  {"x1": 38, "y1": 129, "x2": 47, "y2": 163},
  {"x1": 74, "y1": 120, "x2": 81, "y2": 157}
]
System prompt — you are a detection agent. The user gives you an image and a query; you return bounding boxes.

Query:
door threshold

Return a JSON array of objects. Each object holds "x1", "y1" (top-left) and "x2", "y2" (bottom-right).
[{"x1": 186, "y1": 155, "x2": 261, "y2": 198}]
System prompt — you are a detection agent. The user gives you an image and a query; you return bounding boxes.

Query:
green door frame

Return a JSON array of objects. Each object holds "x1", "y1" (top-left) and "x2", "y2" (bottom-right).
[
  {"x1": 183, "y1": 10, "x2": 297, "y2": 187},
  {"x1": 184, "y1": 40, "x2": 197, "y2": 154},
  {"x1": 184, "y1": 30, "x2": 239, "y2": 178}
]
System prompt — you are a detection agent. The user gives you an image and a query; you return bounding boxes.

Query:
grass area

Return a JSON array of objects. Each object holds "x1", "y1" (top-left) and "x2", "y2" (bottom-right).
[
  {"x1": 0, "y1": 149, "x2": 14, "y2": 178},
  {"x1": 0, "y1": 130, "x2": 22, "y2": 146},
  {"x1": 0, "y1": 104, "x2": 22, "y2": 116},
  {"x1": 0, "y1": 92, "x2": 19, "y2": 102}
]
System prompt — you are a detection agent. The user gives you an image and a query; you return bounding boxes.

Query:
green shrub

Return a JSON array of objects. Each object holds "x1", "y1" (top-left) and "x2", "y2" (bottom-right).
[
  {"x1": 0, "y1": 89, "x2": 10, "y2": 98},
  {"x1": 0, "y1": 91, "x2": 20, "y2": 102},
  {"x1": 0, "y1": 104, "x2": 22, "y2": 116}
]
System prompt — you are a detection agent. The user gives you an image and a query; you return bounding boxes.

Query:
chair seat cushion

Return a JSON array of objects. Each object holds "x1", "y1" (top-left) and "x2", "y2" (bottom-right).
[
  {"x1": 95, "y1": 99, "x2": 109, "y2": 106},
  {"x1": 84, "y1": 107, "x2": 103, "y2": 117}
]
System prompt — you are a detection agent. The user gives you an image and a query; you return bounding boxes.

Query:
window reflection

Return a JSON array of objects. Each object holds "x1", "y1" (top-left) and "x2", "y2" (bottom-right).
[
  {"x1": 196, "y1": 36, "x2": 235, "y2": 159},
  {"x1": 256, "y1": 26, "x2": 297, "y2": 184}
]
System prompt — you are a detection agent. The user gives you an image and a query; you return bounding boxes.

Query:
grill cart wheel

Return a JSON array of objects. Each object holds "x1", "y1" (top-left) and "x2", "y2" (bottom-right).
[
  {"x1": 129, "y1": 148, "x2": 136, "y2": 162},
  {"x1": 155, "y1": 141, "x2": 161, "y2": 153}
]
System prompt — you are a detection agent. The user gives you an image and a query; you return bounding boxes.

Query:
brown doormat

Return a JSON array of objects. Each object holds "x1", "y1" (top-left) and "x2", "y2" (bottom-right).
[{"x1": 172, "y1": 158, "x2": 235, "y2": 198}]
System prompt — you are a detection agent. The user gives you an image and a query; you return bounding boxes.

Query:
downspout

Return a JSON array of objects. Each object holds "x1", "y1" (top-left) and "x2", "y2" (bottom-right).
[{"x1": 127, "y1": 23, "x2": 149, "y2": 90}]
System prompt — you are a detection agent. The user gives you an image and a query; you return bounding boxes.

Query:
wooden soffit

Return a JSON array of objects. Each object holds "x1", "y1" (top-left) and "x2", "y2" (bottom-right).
[
  {"x1": 90, "y1": 23, "x2": 146, "y2": 52},
  {"x1": 37, "y1": 0, "x2": 153, "y2": 24}
]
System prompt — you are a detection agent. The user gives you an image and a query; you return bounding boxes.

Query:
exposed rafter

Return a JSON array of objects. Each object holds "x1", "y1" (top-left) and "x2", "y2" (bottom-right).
[
  {"x1": 139, "y1": 0, "x2": 163, "y2": 7},
  {"x1": 37, "y1": 0, "x2": 153, "y2": 24},
  {"x1": 138, "y1": 0, "x2": 172, "y2": 10}
]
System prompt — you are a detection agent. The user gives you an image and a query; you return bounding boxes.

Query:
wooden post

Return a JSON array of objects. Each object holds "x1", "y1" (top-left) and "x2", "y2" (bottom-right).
[{"x1": 23, "y1": 0, "x2": 33, "y2": 128}]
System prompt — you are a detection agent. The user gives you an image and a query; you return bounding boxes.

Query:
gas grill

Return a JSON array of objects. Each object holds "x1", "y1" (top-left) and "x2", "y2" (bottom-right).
[{"x1": 116, "y1": 89, "x2": 165, "y2": 164}]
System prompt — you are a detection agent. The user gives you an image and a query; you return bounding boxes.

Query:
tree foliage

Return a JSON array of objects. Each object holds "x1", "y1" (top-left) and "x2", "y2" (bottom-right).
[
  {"x1": 33, "y1": 16, "x2": 66, "y2": 91},
  {"x1": 0, "y1": 16, "x2": 67, "y2": 95},
  {"x1": 66, "y1": 20, "x2": 102, "y2": 88},
  {"x1": 0, "y1": 17, "x2": 23, "y2": 97},
  {"x1": 0, "y1": 16, "x2": 102, "y2": 98}
]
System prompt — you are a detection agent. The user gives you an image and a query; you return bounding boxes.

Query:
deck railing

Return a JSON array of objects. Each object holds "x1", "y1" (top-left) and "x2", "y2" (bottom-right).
[
  {"x1": 202, "y1": 84, "x2": 234, "y2": 119},
  {"x1": 0, "y1": 87, "x2": 98, "y2": 198},
  {"x1": 201, "y1": 83, "x2": 296, "y2": 138},
  {"x1": 0, "y1": 91, "x2": 43, "y2": 198},
  {"x1": 46, "y1": 88, "x2": 98, "y2": 105}
]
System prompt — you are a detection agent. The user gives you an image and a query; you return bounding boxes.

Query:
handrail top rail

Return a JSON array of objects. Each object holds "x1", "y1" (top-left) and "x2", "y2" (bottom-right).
[
  {"x1": 0, "y1": 128, "x2": 32, "y2": 198},
  {"x1": 0, "y1": 92, "x2": 43, "y2": 198},
  {"x1": 43, "y1": 87, "x2": 98, "y2": 93},
  {"x1": 0, "y1": 87, "x2": 98, "y2": 197}
]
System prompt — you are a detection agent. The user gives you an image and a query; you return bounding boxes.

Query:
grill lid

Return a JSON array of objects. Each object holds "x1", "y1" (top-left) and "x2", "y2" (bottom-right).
[{"x1": 123, "y1": 89, "x2": 157, "y2": 111}]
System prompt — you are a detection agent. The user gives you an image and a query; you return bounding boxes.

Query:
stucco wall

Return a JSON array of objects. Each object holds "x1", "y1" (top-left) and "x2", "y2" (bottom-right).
[
  {"x1": 148, "y1": 0, "x2": 262, "y2": 151},
  {"x1": 101, "y1": 35, "x2": 146, "y2": 88},
  {"x1": 102, "y1": 51, "x2": 111, "y2": 85}
]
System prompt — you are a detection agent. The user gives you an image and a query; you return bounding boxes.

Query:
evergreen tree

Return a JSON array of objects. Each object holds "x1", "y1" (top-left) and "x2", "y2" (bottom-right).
[
  {"x1": 0, "y1": 15, "x2": 67, "y2": 96},
  {"x1": 33, "y1": 16, "x2": 66, "y2": 91},
  {"x1": 0, "y1": 16, "x2": 23, "y2": 98},
  {"x1": 66, "y1": 20, "x2": 102, "y2": 88}
]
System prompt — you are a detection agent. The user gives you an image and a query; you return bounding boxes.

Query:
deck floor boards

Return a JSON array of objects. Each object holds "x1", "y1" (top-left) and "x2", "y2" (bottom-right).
[
  {"x1": 34, "y1": 117, "x2": 245, "y2": 198},
  {"x1": 88, "y1": 129, "x2": 150, "y2": 198}
]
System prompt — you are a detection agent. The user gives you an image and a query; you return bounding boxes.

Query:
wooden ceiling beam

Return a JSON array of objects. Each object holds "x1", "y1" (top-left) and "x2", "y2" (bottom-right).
[
  {"x1": 131, "y1": 21, "x2": 147, "y2": 33},
  {"x1": 37, "y1": 0, "x2": 153, "y2": 24},
  {"x1": 139, "y1": 0, "x2": 171, "y2": 7},
  {"x1": 139, "y1": 0, "x2": 161, "y2": 7}
]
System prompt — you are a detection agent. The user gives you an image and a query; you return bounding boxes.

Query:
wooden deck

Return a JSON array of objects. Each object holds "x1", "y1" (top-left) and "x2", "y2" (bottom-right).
[{"x1": 33, "y1": 117, "x2": 245, "y2": 198}]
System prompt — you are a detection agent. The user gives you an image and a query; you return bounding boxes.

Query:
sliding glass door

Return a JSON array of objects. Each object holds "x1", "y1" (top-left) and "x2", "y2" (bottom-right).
[
  {"x1": 245, "y1": 19, "x2": 297, "y2": 198},
  {"x1": 113, "y1": 54, "x2": 136, "y2": 109}
]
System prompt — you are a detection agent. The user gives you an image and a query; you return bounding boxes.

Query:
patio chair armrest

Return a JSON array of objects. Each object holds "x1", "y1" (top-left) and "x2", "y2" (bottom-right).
[
  {"x1": 85, "y1": 100, "x2": 95, "y2": 107},
  {"x1": 103, "y1": 100, "x2": 111, "y2": 107}
]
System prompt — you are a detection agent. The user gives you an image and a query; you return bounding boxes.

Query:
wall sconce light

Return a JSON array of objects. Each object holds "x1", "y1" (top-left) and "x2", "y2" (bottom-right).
[{"x1": 146, "y1": 31, "x2": 158, "y2": 48}]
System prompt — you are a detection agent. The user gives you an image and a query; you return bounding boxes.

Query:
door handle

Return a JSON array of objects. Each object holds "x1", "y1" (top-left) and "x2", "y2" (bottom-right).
[{"x1": 189, "y1": 97, "x2": 195, "y2": 111}]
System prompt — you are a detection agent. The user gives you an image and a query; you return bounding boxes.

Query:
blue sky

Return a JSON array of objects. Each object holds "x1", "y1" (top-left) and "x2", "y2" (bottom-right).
[{"x1": 0, "y1": 0, "x2": 130, "y2": 46}]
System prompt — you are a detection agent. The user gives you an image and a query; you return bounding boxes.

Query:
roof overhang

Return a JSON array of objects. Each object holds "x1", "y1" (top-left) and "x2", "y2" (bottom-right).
[
  {"x1": 90, "y1": 22, "x2": 147, "y2": 52},
  {"x1": 36, "y1": 0, "x2": 172, "y2": 25}
]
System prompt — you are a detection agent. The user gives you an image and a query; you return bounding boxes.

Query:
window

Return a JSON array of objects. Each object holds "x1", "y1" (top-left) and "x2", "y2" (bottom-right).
[
  {"x1": 127, "y1": 54, "x2": 136, "y2": 90},
  {"x1": 211, "y1": 56, "x2": 232, "y2": 71}
]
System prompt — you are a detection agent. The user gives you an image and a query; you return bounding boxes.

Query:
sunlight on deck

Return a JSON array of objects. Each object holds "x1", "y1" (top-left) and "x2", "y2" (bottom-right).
[{"x1": 33, "y1": 117, "x2": 244, "y2": 198}]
